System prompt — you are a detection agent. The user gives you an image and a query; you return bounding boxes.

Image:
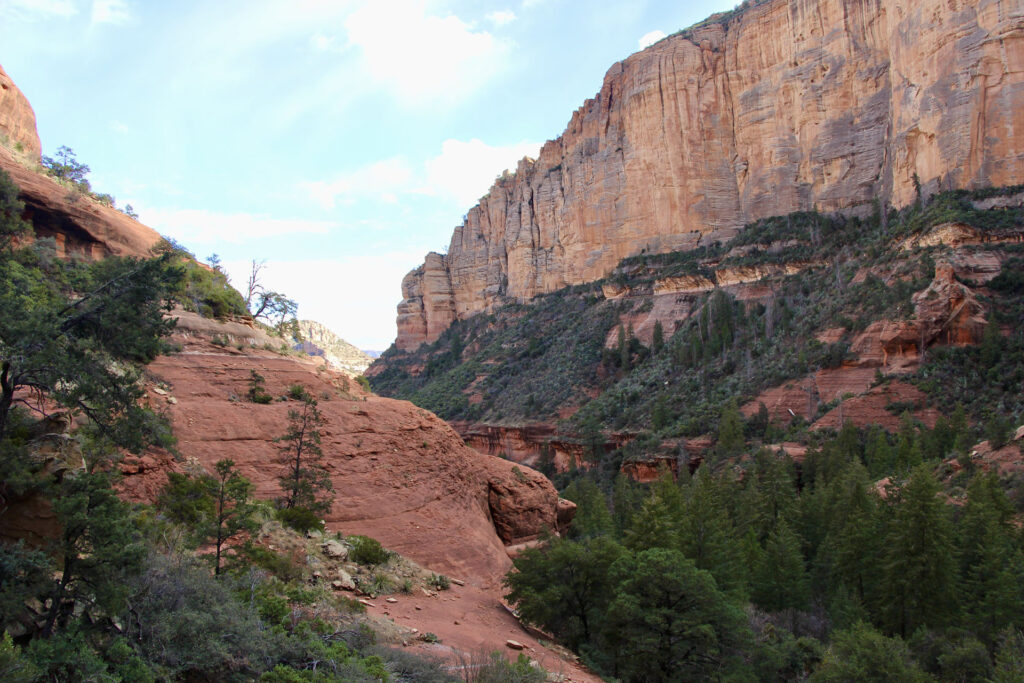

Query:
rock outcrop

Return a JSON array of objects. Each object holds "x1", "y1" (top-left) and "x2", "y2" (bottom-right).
[
  {"x1": 293, "y1": 320, "x2": 373, "y2": 377},
  {"x1": 119, "y1": 327, "x2": 567, "y2": 581},
  {"x1": 0, "y1": 62, "x2": 162, "y2": 259},
  {"x1": 0, "y1": 63, "x2": 40, "y2": 160},
  {"x1": 0, "y1": 145, "x2": 164, "y2": 259},
  {"x1": 396, "y1": 0, "x2": 1024, "y2": 350}
]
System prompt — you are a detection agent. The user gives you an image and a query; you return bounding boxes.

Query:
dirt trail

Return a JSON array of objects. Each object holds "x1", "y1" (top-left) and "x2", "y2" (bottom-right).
[{"x1": 365, "y1": 579, "x2": 602, "y2": 682}]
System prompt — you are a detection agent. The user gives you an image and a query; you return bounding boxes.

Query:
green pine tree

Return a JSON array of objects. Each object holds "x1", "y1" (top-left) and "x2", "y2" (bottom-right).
[
  {"x1": 751, "y1": 520, "x2": 810, "y2": 614},
  {"x1": 678, "y1": 467, "x2": 747, "y2": 596},
  {"x1": 277, "y1": 394, "x2": 333, "y2": 517},
  {"x1": 880, "y1": 466, "x2": 957, "y2": 637}
]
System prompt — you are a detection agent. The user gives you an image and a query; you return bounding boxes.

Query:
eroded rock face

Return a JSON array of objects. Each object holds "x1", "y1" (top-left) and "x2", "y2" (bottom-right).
[
  {"x1": 0, "y1": 64, "x2": 162, "y2": 260},
  {"x1": 0, "y1": 63, "x2": 41, "y2": 160},
  {"x1": 396, "y1": 0, "x2": 1024, "y2": 350},
  {"x1": 0, "y1": 146, "x2": 163, "y2": 259},
  {"x1": 119, "y1": 331, "x2": 565, "y2": 581}
]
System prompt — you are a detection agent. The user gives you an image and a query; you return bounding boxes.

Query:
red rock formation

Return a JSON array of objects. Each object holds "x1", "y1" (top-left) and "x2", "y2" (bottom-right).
[
  {"x1": 395, "y1": 0, "x2": 1024, "y2": 350},
  {"x1": 0, "y1": 63, "x2": 162, "y2": 259},
  {"x1": 812, "y1": 381, "x2": 941, "y2": 431},
  {"x1": 850, "y1": 260, "x2": 989, "y2": 366},
  {"x1": 0, "y1": 64, "x2": 41, "y2": 160},
  {"x1": 0, "y1": 146, "x2": 163, "y2": 260},
  {"x1": 118, "y1": 327, "x2": 566, "y2": 582}
]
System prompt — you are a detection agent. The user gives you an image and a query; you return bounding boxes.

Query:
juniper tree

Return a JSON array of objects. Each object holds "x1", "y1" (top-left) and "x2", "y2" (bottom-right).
[
  {"x1": 158, "y1": 460, "x2": 257, "y2": 576},
  {"x1": 277, "y1": 392, "x2": 333, "y2": 516}
]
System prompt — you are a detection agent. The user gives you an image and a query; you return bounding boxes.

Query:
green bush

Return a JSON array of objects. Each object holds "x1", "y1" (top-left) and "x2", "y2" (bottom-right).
[
  {"x1": 275, "y1": 507, "x2": 325, "y2": 534},
  {"x1": 348, "y1": 535, "x2": 388, "y2": 565},
  {"x1": 288, "y1": 384, "x2": 310, "y2": 401},
  {"x1": 248, "y1": 370, "x2": 274, "y2": 404}
]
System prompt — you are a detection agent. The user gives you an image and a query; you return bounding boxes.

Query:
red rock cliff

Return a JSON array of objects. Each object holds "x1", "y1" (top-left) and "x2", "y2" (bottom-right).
[
  {"x1": 0, "y1": 62, "x2": 162, "y2": 259},
  {"x1": 396, "y1": 0, "x2": 1024, "y2": 350},
  {"x1": 118, "y1": 322, "x2": 565, "y2": 582},
  {"x1": 0, "y1": 63, "x2": 41, "y2": 160}
]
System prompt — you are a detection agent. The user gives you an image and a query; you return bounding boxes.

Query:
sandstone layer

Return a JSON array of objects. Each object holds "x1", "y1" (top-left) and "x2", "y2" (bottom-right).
[
  {"x1": 396, "y1": 0, "x2": 1024, "y2": 350},
  {"x1": 119, "y1": 329, "x2": 565, "y2": 582},
  {"x1": 0, "y1": 62, "x2": 163, "y2": 259},
  {"x1": 0, "y1": 63, "x2": 40, "y2": 160},
  {"x1": 0, "y1": 146, "x2": 164, "y2": 259}
]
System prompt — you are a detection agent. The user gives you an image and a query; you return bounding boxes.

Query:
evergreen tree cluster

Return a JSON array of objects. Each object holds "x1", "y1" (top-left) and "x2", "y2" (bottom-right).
[{"x1": 509, "y1": 438, "x2": 1024, "y2": 682}]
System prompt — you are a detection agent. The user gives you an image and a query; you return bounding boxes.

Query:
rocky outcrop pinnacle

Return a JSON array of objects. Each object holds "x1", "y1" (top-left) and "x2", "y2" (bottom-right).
[{"x1": 396, "y1": 0, "x2": 1024, "y2": 351}]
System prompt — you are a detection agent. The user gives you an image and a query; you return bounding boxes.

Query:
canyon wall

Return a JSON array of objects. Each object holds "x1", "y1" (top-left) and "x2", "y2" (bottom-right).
[
  {"x1": 0, "y1": 63, "x2": 41, "y2": 160},
  {"x1": 396, "y1": 0, "x2": 1024, "y2": 350}
]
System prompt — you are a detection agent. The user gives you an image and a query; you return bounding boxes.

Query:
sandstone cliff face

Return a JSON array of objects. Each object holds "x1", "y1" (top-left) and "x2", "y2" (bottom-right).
[
  {"x1": 0, "y1": 145, "x2": 163, "y2": 259},
  {"x1": 396, "y1": 0, "x2": 1024, "y2": 350},
  {"x1": 0, "y1": 63, "x2": 41, "y2": 160}
]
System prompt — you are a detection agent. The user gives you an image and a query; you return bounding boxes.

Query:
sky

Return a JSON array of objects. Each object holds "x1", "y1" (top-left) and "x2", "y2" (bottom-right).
[{"x1": 0, "y1": 0, "x2": 737, "y2": 350}]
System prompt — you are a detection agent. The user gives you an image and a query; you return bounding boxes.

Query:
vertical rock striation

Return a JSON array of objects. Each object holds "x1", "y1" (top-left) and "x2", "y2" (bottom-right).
[{"x1": 395, "y1": 0, "x2": 1024, "y2": 350}]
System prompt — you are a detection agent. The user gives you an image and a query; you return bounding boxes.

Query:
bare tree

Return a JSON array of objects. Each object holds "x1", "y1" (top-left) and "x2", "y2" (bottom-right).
[{"x1": 245, "y1": 259, "x2": 265, "y2": 310}]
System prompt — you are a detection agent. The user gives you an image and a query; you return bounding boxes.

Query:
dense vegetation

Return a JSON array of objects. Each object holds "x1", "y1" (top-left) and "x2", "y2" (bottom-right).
[
  {"x1": 374, "y1": 186, "x2": 1024, "y2": 680},
  {"x1": 507, "y1": 427, "x2": 1024, "y2": 681},
  {"x1": 0, "y1": 169, "x2": 541, "y2": 682},
  {"x1": 372, "y1": 188, "x2": 1024, "y2": 449}
]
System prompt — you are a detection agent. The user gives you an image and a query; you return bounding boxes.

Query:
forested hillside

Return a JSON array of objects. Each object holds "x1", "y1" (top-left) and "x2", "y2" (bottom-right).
[{"x1": 373, "y1": 186, "x2": 1024, "y2": 681}]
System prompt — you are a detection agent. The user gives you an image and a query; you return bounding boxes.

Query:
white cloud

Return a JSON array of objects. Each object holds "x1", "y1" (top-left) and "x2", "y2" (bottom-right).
[
  {"x1": 109, "y1": 119, "x2": 129, "y2": 134},
  {"x1": 344, "y1": 0, "x2": 511, "y2": 105},
  {"x1": 486, "y1": 10, "x2": 516, "y2": 26},
  {"x1": 222, "y1": 251, "x2": 425, "y2": 350},
  {"x1": 302, "y1": 138, "x2": 540, "y2": 212},
  {"x1": 91, "y1": 0, "x2": 130, "y2": 24},
  {"x1": 422, "y1": 138, "x2": 540, "y2": 208},
  {"x1": 638, "y1": 30, "x2": 666, "y2": 49},
  {"x1": 309, "y1": 32, "x2": 337, "y2": 52},
  {"x1": 143, "y1": 208, "x2": 338, "y2": 245},
  {"x1": 301, "y1": 158, "x2": 415, "y2": 210},
  {"x1": 2, "y1": 0, "x2": 77, "y2": 19}
]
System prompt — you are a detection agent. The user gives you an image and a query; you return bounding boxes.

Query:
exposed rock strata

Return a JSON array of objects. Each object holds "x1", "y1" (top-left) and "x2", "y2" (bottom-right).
[
  {"x1": 0, "y1": 147, "x2": 162, "y2": 259},
  {"x1": 0, "y1": 63, "x2": 162, "y2": 259},
  {"x1": 396, "y1": 0, "x2": 1024, "y2": 350}
]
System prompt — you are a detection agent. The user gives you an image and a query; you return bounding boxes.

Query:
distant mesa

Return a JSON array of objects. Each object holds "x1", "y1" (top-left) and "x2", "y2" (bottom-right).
[{"x1": 291, "y1": 319, "x2": 372, "y2": 377}]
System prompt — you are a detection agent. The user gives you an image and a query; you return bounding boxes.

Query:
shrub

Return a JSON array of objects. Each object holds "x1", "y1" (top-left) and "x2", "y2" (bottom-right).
[
  {"x1": 428, "y1": 573, "x2": 451, "y2": 591},
  {"x1": 248, "y1": 370, "x2": 274, "y2": 404},
  {"x1": 275, "y1": 507, "x2": 325, "y2": 534},
  {"x1": 288, "y1": 384, "x2": 310, "y2": 401},
  {"x1": 348, "y1": 535, "x2": 388, "y2": 565}
]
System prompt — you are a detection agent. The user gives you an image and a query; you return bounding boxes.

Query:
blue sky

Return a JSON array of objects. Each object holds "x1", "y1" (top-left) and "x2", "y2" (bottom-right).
[{"x1": 0, "y1": 0, "x2": 737, "y2": 349}]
